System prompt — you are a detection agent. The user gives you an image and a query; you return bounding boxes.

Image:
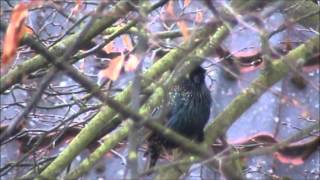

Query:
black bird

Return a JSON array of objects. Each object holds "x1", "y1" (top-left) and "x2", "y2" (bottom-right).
[{"x1": 146, "y1": 66, "x2": 212, "y2": 168}]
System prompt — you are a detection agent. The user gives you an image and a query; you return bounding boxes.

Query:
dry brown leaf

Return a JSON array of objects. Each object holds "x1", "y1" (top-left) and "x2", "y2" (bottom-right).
[
  {"x1": 103, "y1": 41, "x2": 115, "y2": 53},
  {"x1": 166, "y1": 0, "x2": 175, "y2": 16},
  {"x1": 177, "y1": 21, "x2": 190, "y2": 41},
  {"x1": 71, "y1": 0, "x2": 83, "y2": 15},
  {"x1": 100, "y1": 54, "x2": 124, "y2": 81},
  {"x1": 29, "y1": 0, "x2": 44, "y2": 7},
  {"x1": 124, "y1": 54, "x2": 139, "y2": 72},
  {"x1": 184, "y1": 0, "x2": 191, "y2": 8},
  {"x1": 292, "y1": 99, "x2": 300, "y2": 107},
  {"x1": 122, "y1": 35, "x2": 133, "y2": 51},
  {"x1": 1, "y1": 3, "x2": 29, "y2": 73}
]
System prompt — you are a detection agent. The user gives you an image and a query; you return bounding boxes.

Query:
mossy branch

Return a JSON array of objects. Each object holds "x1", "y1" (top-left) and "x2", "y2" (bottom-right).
[
  {"x1": 155, "y1": 35, "x2": 319, "y2": 180},
  {"x1": 34, "y1": 14, "x2": 220, "y2": 180},
  {"x1": 204, "y1": 36, "x2": 319, "y2": 145},
  {"x1": 0, "y1": 1, "x2": 135, "y2": 94}
]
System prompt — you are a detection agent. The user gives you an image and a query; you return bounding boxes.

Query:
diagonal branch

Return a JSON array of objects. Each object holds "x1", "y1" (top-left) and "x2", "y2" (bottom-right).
[
  {"x1": 156, "y1": 35, "x2": 319, "y2": 179},
  {"x1": 0, "y1": 0, "x2": 136, "y2": 93}
]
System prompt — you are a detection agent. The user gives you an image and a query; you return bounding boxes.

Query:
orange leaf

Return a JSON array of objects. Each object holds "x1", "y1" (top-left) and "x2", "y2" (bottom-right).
[
  {"x1": 166, "y1": 0, "x2": 175, "y2": 16},
  {"x1": 177, "y1": 21, "x2": 190, "y2": 41},
  {"x1": 292, "y1": 99, "x2": 300, "y2": 107},
  {"x1": 122, "y1": 35, "x2": 133, "y2": 51},
  {"x1": 124, "y1": 55, "x2": 139, "y2": 72},
  {"x1": 71, "y1": 0, "x2": 83, "y2": 16},
  {"x1": 103, "y1": 41, "x2": 114, "y2": 53},
  {"x1": 1, "y1": 3, "x2": 29, "y2": 70},
  {"x1": 300, "y1": 111, "x2": 310, "y2": 119},
  {"x1": 19, "y1": 25, "x2": 33, "y2": 39},
  {"x1": 273, "y1": 152, "x2": 304, "y2": 165},
  {"x1": 29, "y1": 0, "x2": 44, "y2": 7},
  {"x1": 184, "y1": 0, "x2": 191, "y2": 8},
  {"x1": 100, "y1": 54, "x2": 124, "y2": 81},
  {"x1": 195, "y1": 11, "x2": 203, "y2": 24}
]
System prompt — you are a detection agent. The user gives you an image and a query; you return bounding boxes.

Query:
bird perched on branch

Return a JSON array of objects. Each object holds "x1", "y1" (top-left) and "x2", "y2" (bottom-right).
[{"x1": 146, "y1": 66, "x2": 212, "y2": 168}]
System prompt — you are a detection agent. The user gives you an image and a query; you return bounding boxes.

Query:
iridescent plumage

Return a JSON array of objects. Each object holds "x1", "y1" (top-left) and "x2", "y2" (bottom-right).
[{"x1": 146, "y1": 66, "x2": 212, "y2": 168}]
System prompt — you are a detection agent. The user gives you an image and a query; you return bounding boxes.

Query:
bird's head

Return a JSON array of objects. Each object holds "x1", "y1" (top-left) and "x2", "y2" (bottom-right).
[{"x1": 188, "y1": 66, "x2": 206, "y2": 85}]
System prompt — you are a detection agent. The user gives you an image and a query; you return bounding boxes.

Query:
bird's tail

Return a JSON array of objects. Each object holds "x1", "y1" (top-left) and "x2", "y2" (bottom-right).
[
  {"x1": 144, "y1": 134, "x2": 162, "y2": 170},
  {"x1": 148, "y1": 144, "x2": 160, "y2": 169}
]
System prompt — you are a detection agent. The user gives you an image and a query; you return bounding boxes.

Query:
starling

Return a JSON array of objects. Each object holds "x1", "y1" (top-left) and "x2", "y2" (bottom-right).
[{"x1": 146, "y1": 66, "x2": 212, "y2": 168}]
